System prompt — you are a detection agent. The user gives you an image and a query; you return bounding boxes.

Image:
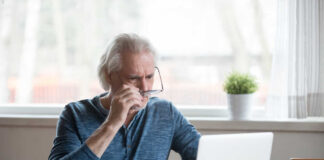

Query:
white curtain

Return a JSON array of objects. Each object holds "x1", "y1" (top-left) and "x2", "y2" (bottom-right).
[{"x1": 267, "y1": 0, "x2": 324, "y2": 119}]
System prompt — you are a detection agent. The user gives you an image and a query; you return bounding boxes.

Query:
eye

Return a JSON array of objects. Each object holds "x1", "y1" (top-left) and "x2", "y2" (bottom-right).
[
  {"x1": 146, "y1": 74, "x2": 154, "y2": 79},
  {"x1": 129, "y1": 77, "x2": 138, "y2": 81}
]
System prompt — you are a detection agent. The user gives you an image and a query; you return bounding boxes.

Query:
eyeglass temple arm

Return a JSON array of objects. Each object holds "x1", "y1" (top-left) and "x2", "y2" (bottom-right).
[{"x1": 155, "y1": 66, "x2": 164, "y2": 91}]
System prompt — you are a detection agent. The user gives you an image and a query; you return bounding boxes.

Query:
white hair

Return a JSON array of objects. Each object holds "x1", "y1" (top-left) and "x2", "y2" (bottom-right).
[{"x1": 97, "y1": 33, "x2": 157, "y2": 91}]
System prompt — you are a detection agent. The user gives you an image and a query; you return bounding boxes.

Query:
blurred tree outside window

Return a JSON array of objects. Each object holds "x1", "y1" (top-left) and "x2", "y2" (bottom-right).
[{"x1": 0, "y1": 0, "x2": 276, "y2": 107}]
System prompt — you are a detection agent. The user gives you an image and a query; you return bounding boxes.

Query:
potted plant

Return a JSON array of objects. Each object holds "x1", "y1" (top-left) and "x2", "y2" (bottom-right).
[{"x1": 224, "y1": 72, "x2": 258, "y2": 120}]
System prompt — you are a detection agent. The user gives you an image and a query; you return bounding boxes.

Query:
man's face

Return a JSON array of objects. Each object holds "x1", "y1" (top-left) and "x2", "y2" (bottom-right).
[{"x1": 109, "y1": 52, "x2": 155, "y2": 107}]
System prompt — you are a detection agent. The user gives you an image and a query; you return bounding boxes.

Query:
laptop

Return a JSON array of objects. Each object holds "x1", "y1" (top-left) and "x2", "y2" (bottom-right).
[{"x1": 197, "y1": 132, "x2": 274, "y2": 160}]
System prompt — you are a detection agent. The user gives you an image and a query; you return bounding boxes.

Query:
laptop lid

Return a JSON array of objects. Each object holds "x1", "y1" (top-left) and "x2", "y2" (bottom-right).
[{"x1": 197, "y1": 132, "x2": 274, "y2": 160}]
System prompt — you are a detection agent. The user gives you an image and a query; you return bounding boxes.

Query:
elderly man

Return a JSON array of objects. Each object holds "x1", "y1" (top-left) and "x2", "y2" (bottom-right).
[{"x1": 49, "y1": 33, "x2": 201, "y2": 160}]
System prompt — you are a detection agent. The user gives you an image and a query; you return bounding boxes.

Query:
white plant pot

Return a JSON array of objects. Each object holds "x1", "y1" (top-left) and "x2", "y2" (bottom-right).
[{"x1": 227, "y1": 93, "x2": 254, "y2": 120}]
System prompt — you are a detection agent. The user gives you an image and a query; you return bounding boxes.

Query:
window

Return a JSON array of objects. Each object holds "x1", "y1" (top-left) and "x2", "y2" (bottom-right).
[{"x1": 0, "y1": 0, "x2": 276, "y2": 109}]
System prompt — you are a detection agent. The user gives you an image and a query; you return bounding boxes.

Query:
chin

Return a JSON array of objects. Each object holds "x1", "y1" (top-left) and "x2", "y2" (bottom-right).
[{"x1": 141, "y1": 97, "x2": 149, "y2": 107}]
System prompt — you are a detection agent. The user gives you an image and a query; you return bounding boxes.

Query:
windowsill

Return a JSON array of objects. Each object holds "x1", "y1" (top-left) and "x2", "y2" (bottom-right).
[
  {"x1": 1, "y1": 115, "x2": 324, "y2": 132},
  {"x1": 188, "y1": 117, "x2": 324, "y2": 132},
  {"x1": 1, "y1": 105, "x2": 324, "y2": 132}
]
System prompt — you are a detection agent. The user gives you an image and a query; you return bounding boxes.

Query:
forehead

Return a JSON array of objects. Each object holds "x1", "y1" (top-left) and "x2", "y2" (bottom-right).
[{"x1": 120, "y1": 52, "x2": 155, "y2": 73}]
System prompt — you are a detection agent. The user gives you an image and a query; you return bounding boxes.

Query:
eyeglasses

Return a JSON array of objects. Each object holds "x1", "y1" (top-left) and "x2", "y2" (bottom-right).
[{"x1": 140, "y1": 66, "x2": 164, "y2": 97}]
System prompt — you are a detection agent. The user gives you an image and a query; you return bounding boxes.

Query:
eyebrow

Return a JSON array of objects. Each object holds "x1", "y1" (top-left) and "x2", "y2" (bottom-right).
[
  {"x1": 127, "y1": 72, "x2": 154, "y2": 78},
  {"x1": 127, "y1": 74, "x2": 140, "y2": 79}
]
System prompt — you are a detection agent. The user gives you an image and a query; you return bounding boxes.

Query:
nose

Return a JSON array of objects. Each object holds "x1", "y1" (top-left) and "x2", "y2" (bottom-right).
[{"x1": 138, "y1": 78, "x2": 148, "y2": 92}]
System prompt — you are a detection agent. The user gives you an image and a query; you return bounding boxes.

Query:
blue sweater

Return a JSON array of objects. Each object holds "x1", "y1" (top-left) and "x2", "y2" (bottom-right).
[{"x1": 49, "y1": 93, "x2": 201, "y2": 160}]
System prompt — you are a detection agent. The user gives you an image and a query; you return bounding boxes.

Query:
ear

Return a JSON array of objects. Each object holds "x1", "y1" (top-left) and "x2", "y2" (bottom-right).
[{"x1": 105, "y1": 70, "x2": 112, "y2": 84}]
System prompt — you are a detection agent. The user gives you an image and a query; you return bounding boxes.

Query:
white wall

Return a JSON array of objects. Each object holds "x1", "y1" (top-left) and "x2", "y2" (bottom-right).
[{"x1": 0, "y1": 126, "x2": 56, "y2": 160}]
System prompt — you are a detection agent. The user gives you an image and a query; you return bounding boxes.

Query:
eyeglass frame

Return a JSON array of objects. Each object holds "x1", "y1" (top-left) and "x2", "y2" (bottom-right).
[{"x1": 140, "y1": 66, "x2": 164, "y2": 97}]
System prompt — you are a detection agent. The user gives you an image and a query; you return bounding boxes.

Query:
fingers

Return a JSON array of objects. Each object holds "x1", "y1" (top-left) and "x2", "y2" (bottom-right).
[
  {"x1": 124, "y1": 94, "x2": 142, "y2": 107},
  {"x1": 117, "y1": 88, "x2": 142, "y2": 103},
  {"x1": 115, "y1": 85, "x2": 140, "y2": 98},
  {"x1": 129, "y1": 95, "x2": 149, "y2": 112},
  {"x1": 107, "y1": 85, "x2": 146, "y2": 128},
  {"x1": 120, "y1": 90, "x2": 142, "y2": 101},
  {"x1": 112, "y1": 84, "x2": 143, "y2": 110}
]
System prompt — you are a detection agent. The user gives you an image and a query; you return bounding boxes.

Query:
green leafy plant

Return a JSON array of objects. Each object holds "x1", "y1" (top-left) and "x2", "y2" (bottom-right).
[{"x1": 224, "y1": 72, "x2": 258, "y2": 94}]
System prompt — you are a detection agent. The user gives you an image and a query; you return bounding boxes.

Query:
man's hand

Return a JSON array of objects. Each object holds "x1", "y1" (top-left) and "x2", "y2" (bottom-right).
[
  {"x1": 105, "y1": 84, "x2": 143, "y2": 129},
  {"x1": 85, "y1": 84, "x2": 144, "y2": 158}
]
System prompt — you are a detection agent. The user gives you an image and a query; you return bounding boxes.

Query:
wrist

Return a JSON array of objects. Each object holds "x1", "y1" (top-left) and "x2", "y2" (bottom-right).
[{"x1": 103, "y1": 121, "x2": 121, "y2": 133}]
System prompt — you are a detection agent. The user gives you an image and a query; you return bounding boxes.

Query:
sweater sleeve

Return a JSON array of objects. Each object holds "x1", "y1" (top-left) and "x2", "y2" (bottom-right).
[
  {"x1": 170, "y1": 103, "x2": 201, "y2": 160},
  {"x1": 48, "y1": 105, "x2": 99, "y2": 160}
]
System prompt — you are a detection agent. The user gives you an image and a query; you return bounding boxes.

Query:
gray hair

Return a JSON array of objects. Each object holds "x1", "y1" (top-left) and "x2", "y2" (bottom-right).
[{"x1": 97, "y1": 33, "x2": 157, "y2": 91}]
